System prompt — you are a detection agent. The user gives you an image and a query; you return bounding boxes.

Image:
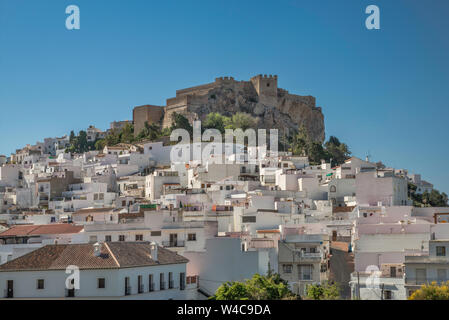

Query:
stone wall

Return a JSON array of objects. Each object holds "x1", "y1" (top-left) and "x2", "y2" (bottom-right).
[{"x1": 133, "y1": 105, "x2": 165, "y2": 137}]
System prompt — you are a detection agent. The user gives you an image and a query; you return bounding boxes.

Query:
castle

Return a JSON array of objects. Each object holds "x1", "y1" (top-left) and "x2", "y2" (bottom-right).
[{"x1": 132, "y1": 75, "x2": 325, "y2": 142}]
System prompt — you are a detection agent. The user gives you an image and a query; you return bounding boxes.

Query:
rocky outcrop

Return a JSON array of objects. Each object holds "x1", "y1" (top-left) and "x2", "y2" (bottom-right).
[{"x1": 161, "y1": 75, "x2": 325, "y2": 142}]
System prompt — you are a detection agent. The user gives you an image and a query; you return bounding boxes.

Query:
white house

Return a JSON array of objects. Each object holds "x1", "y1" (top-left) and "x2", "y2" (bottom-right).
[{"x1": 0, "y1": 241, "x2": 194, "y2": 299}]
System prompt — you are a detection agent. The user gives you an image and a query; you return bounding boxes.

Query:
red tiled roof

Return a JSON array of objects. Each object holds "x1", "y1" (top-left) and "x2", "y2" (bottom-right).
[
  {"x1": 256, "y1": 229, "x2": 280, "y2": 234},
  {"x1": 333, "y1": 206, "x2": 356, "y2": 213},
  {"x1": 0, "y1": 242, "x2": 188, "y2": 272},
  {"x1": 0, "y1": 224, "x2": 84, "y2": 237}
]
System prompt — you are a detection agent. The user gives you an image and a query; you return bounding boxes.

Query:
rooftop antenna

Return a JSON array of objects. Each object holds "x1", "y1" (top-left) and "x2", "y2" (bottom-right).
[{"x1": 366, "y1": 151, "x2": 372, "y2": 162}]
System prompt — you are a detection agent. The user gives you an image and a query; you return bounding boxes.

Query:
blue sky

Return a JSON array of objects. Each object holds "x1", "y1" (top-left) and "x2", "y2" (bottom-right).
[{"x1": 1, "y1": 0, "x2": 448, "y2": 194}]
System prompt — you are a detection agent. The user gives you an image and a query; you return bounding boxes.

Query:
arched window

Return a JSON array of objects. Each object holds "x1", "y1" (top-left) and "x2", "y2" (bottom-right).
[{"x1": 330, "y1": 185, "x2": 337, "y2": 193}]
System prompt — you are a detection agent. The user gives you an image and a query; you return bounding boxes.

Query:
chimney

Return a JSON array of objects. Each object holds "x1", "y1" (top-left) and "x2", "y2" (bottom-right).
[
  {"x1": 150, "y1": 241, "x2": 158, "y2": 261},
  {"x1": 93, "y1": 242, "x2": 101, "y2": 257}
]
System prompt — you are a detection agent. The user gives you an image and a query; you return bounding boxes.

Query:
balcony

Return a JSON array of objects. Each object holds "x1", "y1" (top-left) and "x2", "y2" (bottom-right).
[
  {"x1": 299, "y1": 251, "x2": 323, "y2": 260},
  {"x1": 162, "y1": 240, "x2": 185, "y2": 248},
  {"x1": 405, "y1": 277, "x2": 448, "y2": 286}
]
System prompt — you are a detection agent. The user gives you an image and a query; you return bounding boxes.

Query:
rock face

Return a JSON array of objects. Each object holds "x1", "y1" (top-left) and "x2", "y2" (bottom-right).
[{"x1": 142, "y1": 75, "x2": 324, "y2": 142}]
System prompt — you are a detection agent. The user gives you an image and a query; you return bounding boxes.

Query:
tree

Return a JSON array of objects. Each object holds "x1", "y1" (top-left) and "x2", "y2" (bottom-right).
[
  {"x1": 120, "y1": 123, "x2": 135, "y2": 144},
  {"x1": 291, "y1": 128, "x2": 351, "y2": 166},
  {"x1": 409, "y1": 184, "x2": 449, "y2": 207},
  {"x1": 105, "y1": 128, "x2": 121, "y2": 146},
  {"x1": 408, "y1": 281, "x2": 449, "y2": 300},
  {"x1": 324, "y1": 135, "x2": 351, "y2": 166},
  {"x1": 69, "y1": 130, "x2": 76, "y2": 144},
  {"x1": 95, "y1": 139, "x2": 106, "y2": 151},
  {"x1": 211, "y1": 273, "x2": 298, "y2": 300},
  {"x1": 170, "y1": 112, "x2": 193, "y2": 138},
  {"x1": 224, "y1": 112, "x2": 257, "y2": 131},
  {"x1": 306, "y1": 281, "x2": 340, "y2": 300},
  {"x1": 77, "y1": 130, "x2": 88, "y2": 153},
  {"x1": 203, "y1": 112, "x2": 229, "y2": 134}
]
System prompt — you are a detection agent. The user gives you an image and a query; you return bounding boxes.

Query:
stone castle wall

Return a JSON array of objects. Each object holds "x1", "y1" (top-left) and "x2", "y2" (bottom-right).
[{"x1": 133, "y1": 75, "x2": 325, "y2": 142}]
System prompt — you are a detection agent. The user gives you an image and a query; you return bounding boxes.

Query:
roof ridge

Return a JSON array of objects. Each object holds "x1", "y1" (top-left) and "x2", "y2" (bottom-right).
[{"x1": 104, "y1": 242, "x2": 120, "y2": 268}]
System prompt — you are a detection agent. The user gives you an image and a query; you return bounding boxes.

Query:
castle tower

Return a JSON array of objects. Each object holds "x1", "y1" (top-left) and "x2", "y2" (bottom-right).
[
  {"x1": 250, "y1": 74, "x2": 278, "y2": 105},
  {"x1": 133, "y1": 105, "x2": 164, "y2": 137}
]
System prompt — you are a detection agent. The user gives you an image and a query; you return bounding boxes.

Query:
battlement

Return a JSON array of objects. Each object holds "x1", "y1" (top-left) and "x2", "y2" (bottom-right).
[
  {"x1": 214, "y1": 76, "x2": 235, "y2": 83},
  {"x1": 250, "y1": 74, "x2": 278, "y2": 81}
]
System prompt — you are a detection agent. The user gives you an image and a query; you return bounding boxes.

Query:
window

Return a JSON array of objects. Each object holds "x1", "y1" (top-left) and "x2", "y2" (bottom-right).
[
  {"x1": 436, "y1": 246, "x2": 446, "y2": 257},
  {"x1": 187, "y1": 275, "x2": 197, "y2": 284},
  {"x1": 94, "y1": 194, "x2": 99, "y2": 201},
  {"x1": 135, "y1": 234, "x2": 143, "y2": 241},
  {"x1": 122, "y1": 200, "x2": 126, "y2": 206},
  {"x1": 149, "y1": 274, "x2": 154, "y2": 292},
  {"x1": 180, "y1": 272, "x2": 186, "y2": 290},
  {"x1": 119, "y1": 235, "x2": 125, "y2": 241},
  {"x1": 187, "y1": 233, "x2": 196, "y2": 241},
  {"x1": 37, "y1": 279, "x2": 44, "y2": 290},
  {"x1": 105, "y1": 235, "x2": 112, "y2": 242},
  {"x1": 384, "y1": 290, "x2": 392, "y2": 300},
  {"x1": 138, "y1": 275, "x2": 143, "y2": 293},
  {"x1": 329, "y1": 185, "x2": 336, "y2": 193},
  {"x1": 416, "y1": 268, "x2": 427, "y2": 284},
  {"x1": 169, "y1": 272, "x2": 174, "y2": 289},
  {"x1": 125, "y1": 277, "x2": 131, "y2": 295},
  {"x1": 89, "y1": 235, "x2": 97, "y2": 243},
  {"x1": 160, "y1": 273, "x2": 165, "y2": 290},
  {"x1": 98, "y1": 278, "x2": 105, "y2": 289},
  {"x1": 151, "y1": 231, "x2": 161, "y2": 236},
  {"x1": 300, "y1": 265, "x2": 313, "y2": 280},
  {"x1": 283, "y1": 264, "x2": 292, "y2": 274},
  {"x1": 242, "y1": 216, "x2": 256, "y2": 223}
]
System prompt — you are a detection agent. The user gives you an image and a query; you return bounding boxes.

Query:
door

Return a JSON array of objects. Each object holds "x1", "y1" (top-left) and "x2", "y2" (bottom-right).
[
  {"x1": 332, "y1": 231, "x2": 337, "y2": 241},
  {"x1": 170, "y1": 233, "x2": 177, "y2": 247},
  {"x1": 125, "y1": 277, "x2": 130, "y2": 295},
  {"x1": 390, "y1": 266, "x2": 397, "y2": 278},
  {"x1": 6, "y1": 280, "x2": 13, "y2": 298},
  {"x1": 67, "y1": 279, "x2": 75, "y2": 297}
]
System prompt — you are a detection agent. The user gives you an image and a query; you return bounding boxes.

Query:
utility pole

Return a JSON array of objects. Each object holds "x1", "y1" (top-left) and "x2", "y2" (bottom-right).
[
  {"x1": 357, "y1": 271, "x2": 361, "y2": 300},
  {"x1": 381, "y1": 283, "x2": 385, "y2": 300}
]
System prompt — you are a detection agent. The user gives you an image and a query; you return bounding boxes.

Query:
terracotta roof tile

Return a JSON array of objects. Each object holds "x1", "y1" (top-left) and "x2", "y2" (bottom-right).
[
  {"x1": 0, "y1": 224, "x2": 84, "y2": 237},
  {"x1": 0, "y1": 242, "x2": 188, "y2": 272}
]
